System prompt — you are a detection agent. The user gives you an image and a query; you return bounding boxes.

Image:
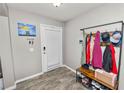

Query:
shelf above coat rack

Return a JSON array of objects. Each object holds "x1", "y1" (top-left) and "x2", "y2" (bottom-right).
[{"x1": 86, "y1": 31, "x2": 122, "y2": 47}]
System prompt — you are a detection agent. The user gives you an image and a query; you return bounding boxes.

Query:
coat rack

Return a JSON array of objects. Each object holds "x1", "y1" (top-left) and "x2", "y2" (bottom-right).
[{"x1": 80, "y1": 21, "x2": 124, "y2": 90}]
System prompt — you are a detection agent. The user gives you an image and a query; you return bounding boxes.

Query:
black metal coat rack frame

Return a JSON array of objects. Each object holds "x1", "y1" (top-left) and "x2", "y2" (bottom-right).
[{"x1": 80, "y1": 21, "x2": 124, "y2": 89}]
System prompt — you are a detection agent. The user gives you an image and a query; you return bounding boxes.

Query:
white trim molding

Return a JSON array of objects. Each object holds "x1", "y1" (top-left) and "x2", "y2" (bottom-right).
[
  {"x1": 62, "y1": 65, "x2": 76, "y2": 73},
  {"x1": 15, "y1": 72, "x2": 43, "y2": 84},
  {"x1": 5, "y1": 83, "x2": 16, "y2": 90},
  {"x1": 5, "y1": 72, "x2": 43, "y2": 90},
  {"x1": 5, "y1": 65, "x2": 74, "y2": 90}
]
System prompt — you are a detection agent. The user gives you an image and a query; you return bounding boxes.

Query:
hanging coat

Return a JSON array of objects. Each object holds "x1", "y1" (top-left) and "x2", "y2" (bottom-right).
[
  {"x1": 92, "y1": 31, "x2": 102, "y2": 68},
  {"x1": 90, "y1": 35, "x2": 95, "y2": 62},
  {"x1": 86, "y1": 35, "x2": 90, "y2": 64},
  {"x1": 103, "y1": 44, "x2": 118, "y2": 74},
  {"x1": 103, "y1": 46, "x2": 112, "y2": 72},
  {"x1": 109, "y1": 44, "x2": 118, "y2": 74}
]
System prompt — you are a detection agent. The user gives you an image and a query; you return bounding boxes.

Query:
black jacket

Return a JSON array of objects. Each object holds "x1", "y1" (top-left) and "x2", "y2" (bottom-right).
[{"x1": 102, "y1": 46, "x2": 112, "y2": 72}]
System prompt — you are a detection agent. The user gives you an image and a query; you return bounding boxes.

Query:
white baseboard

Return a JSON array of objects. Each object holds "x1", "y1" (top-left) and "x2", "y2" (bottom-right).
[
  {"x1": 5, "y1": 65, "x2": 75, "y2": 90},
  {"x1": 5, "y1": 72, "x2": 44, "y2": 90},
  {"x1": 15, "y1": 72, "x2": 44, "y2": 84},
  {"x1": 62, "y1": 65, "x2": 76, "y2": 73},
  {"x1": 5, "y1": 83, "x2": 16, "y2": 90},
  {"x1": 47, "y1": 64, "x2": 63, "y2": 72},
  {"x1": 15, "y1": 64, "x2": 63, "y2": 84}
]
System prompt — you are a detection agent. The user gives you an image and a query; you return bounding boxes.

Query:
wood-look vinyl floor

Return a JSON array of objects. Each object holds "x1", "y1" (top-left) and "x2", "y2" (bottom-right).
[{"x1": 16, "y1": 67, "x2": 87, "y2": 90}]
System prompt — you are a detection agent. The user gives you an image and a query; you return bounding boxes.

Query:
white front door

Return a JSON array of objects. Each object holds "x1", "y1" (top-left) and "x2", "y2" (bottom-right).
[{"x1": 40, "y1": 24, "x2": 62, "y2": 73}]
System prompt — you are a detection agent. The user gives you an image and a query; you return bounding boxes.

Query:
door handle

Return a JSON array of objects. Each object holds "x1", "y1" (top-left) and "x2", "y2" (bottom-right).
[{"x1": 43, "y1": 46, "x2": 46, "y2": 51}]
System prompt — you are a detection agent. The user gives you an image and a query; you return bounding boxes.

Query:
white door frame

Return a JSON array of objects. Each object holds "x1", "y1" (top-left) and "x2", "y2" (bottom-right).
[{"x1": 40, "y1": 24, "x2": 63, "y2": 73}]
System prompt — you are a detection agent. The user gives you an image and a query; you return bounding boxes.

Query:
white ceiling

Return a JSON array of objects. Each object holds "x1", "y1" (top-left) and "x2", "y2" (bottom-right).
[{"x1": 7, "y1": 3, "x2": 102, "y2": 22}]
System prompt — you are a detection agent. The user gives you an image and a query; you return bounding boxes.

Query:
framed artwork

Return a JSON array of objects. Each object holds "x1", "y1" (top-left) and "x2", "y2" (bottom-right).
[{"x1": 18, "y1": 22, "x2": 36, "y2": 37}]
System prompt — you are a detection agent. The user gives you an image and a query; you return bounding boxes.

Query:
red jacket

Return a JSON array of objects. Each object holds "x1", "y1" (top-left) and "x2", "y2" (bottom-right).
[
  {"x1": 109, "y1": 44, "x2": 118, "y2": 74},
  {"x1": 86, "y1": 35, "x2": 90, "y2": 64}
]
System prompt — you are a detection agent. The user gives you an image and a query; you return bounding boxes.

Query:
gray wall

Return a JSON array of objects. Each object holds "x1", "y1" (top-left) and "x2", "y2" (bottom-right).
[
  {"x1": 64, "y1": 4, "x2": 124, "y2": 89},
  {"x1": 8, "y1": 7, "x2": 63, "y2": 81}
]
